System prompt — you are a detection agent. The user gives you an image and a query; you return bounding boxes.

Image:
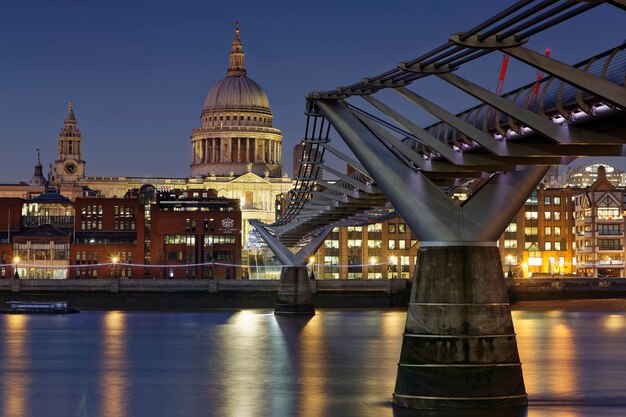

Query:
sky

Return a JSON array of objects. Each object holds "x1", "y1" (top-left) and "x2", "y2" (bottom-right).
[{"x1": 0, "y1": 0, "x2": 624, "y2": 182}]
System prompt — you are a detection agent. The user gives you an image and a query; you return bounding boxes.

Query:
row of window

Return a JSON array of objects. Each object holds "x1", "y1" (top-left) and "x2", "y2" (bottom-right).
[
  {"x1": 345, "y1": 239, "x2": 410, "y2": 250},
  {"x1": 163, "y1": 234, "x2": 237, "y2": 246},
  {"x1": 81, "y1": 205, "x2": 103, "y2": 216},
  {"x1": 505, "y1": 240, "x2": 568, "y2": 251},
  {"x1": 206, "y1": 115, "x2": 270, "y2": 123},
  {"x1": 114, "y1": 206, "x2": 135, "y2": 218},
  {"x1": 524, "y1": 211, "x2": 564, "y2": 220},
  {"x1": 185, "y1": 218, "x2": 215, "y2": 233},
  {"x1": 166, "y1": 251, "x2": 235, "y2": 262},
  {"x1": 345, "y1": 223, "x2": 408, "y2": 234},
  {"x1": 75, "y1": 251, "x2": 132, "y2": 264},
  {"x1": 524, "y1": 226, "x2": 563, "y2": 236}
]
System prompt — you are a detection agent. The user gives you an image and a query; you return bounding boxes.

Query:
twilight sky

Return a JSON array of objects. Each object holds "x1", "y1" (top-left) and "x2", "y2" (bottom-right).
[{"x1": 0, "y1": 0, "x2": 624, "y2": 182}]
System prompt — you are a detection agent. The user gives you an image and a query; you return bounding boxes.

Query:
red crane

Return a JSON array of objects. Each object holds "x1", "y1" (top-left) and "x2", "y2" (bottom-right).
[
  {"x1": 488, "y1": 54, "x2": 509, "y2": 127},
  {"x1": 495, "y1": 55, "x2": 510, "y2": 96},
  {"x1": 528, "y1": 48, "x2": 551, "y2": 109}
]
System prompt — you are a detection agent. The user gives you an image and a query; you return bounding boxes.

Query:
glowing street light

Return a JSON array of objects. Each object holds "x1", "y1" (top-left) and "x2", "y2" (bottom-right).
[
  {"x1": 111, "y1": 256, "x2": 119, "y2": 279},
  {"x1": 309, "y1": 256, "x2": 316, "y2": 279},
  {"x1": 13, "y1": 256, "x2": 20, "y2": 279}
]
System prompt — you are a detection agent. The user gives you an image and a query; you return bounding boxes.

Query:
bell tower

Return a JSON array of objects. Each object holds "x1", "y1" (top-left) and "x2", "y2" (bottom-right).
[{"x1": 55, "y1": 101, "x2": 85, "y2": 182}]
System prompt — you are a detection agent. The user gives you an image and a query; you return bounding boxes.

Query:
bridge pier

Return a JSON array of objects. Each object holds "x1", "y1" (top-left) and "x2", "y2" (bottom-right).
[
  {"x1": 394, "y1": 244, "x2": 526, "y2": 411},
  {"x1": 249, "y1": 220, "x2": 331, "y2": 315},
  {"x1": 276, "y1": 266, "x2": 315, "y2": 314},
  {"x1": 315, "y1": 99, "x2": 554, "y2": 413}
]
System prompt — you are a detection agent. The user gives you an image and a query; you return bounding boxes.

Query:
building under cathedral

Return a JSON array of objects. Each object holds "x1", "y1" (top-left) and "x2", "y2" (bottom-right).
[{"x1": 0, "y1": 25, "x2": 292, "y2": 247}]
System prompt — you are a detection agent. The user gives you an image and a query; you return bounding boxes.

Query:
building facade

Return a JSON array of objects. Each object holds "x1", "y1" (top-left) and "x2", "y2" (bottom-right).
[
  {"x1": 497, "y1": 185, "x2": 578, "y2": 278},
  {"x1": 310, "y1": 218, "x2": 419, "y2": 280},
  {"x1": 0, "y1": 25, "x2": 293, "y2": 250},
  {"x1": 0, "y1": 188, "x2": 242, "y2": 279},
  {"x1": 574, "y1": 166, "x2": 626, "y2": 277}
]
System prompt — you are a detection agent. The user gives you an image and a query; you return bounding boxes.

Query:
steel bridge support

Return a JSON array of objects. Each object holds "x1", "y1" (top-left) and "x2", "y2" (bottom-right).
[
  {"x1": 317, "y1": 99, "x2": 549, "y2": 413},
  {"x1": 250, "y1": 220, "x2": 331, "y2": 315}
]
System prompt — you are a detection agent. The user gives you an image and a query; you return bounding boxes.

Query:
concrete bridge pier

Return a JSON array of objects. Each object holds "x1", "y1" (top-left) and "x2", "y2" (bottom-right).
[
  {"x1": 275, "y1": 266, "x2": 315, "y2": 314},
  {"x1": 393, "y1": 243, "x2": 526, "y2": 411},
  {"x1": 249, "y1": 220, "x2": 331, "y2": 315},
  {"x1": 316, "y1": 99, "x2": 552, "y2": 413}
]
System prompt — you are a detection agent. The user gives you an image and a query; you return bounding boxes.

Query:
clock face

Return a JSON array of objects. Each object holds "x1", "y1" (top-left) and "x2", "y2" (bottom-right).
[{"x1": 64, "y1": 162, "x2": 77, "y2": 174}]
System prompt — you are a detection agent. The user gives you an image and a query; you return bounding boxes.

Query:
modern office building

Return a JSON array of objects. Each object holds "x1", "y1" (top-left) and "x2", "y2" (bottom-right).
[
  {"x1": 564, "y1": 163, "x2": 626, "y2": 187},
  {"x1": 497, "y1": 185, "x2": 578, "y2": 277}
]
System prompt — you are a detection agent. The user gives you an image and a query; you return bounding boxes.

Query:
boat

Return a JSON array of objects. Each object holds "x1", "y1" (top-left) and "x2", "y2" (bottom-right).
[{"x1": 0, "y1": 301, "x2": 80, "y2": 314}]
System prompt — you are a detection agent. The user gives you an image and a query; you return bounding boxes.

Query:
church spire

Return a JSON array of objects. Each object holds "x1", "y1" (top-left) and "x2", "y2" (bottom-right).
[
  {"x1": 65, "y1": 100, "x2": 76, "y2": 123},
  {"x1": 29, "y1": 148, "x2": 48, "y2": 187},
  {"x1": 227, "y1": 22, "x2": 246, "y2": 77}
]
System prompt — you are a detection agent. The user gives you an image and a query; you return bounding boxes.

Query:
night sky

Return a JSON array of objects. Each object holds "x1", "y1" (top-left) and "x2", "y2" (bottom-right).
[{"x1": 1, "y1": 0, "x2": 624, "y2": 182}]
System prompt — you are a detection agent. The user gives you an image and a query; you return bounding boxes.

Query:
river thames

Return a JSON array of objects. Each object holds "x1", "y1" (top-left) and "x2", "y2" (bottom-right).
[{"x1": 0, "y1": 304, "x2": 624, "y2": 417}]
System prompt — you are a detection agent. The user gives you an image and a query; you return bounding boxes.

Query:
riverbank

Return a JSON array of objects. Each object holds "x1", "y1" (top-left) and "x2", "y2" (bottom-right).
[
  {"x1": 512, "y1": 298, "x2": 626, "y2": 311},
  {"x1": 0, "y1": 277, "x2": 625, "y2": 310}
]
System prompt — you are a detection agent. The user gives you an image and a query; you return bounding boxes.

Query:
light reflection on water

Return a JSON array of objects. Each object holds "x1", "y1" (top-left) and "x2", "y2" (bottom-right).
[
  {"x1": 0, "y1": 309, "x2": 623, "y2": 417},
  {"x1": 100, "y1": 311, "x2": 128, "y2": 417},
  {"x1": 2, "y1": 315, "x2": 30, "y2": 417}
]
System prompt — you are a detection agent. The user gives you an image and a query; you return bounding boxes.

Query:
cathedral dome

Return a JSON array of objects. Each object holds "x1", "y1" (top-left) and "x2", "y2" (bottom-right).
[
  {"x1": 203, "y1": 75, "x2": 270, "y2": 113},
  {"x1": 191, "y1": 23, "x2": 283, "y2": 179}
]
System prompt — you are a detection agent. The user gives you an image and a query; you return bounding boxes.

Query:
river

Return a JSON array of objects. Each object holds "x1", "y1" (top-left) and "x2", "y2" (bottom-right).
[{"x1": 0, "y1": 306, "x2": 624, "y2": 417}]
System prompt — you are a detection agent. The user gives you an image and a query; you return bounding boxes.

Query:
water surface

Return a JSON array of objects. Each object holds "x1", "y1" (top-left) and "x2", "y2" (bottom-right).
[{"x1": 0, "y1": 308, "x2": 624, "y2": 417}]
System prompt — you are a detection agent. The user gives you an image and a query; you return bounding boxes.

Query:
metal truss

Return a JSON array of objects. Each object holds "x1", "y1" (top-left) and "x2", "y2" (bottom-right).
[{"x1": 252, "y1": 0, "x2": 626, "y2": 249}]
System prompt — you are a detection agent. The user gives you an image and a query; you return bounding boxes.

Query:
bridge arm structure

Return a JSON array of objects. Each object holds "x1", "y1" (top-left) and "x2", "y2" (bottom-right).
[{"x1": 250, "y1": 0, "x2": 625, "y2": 412}]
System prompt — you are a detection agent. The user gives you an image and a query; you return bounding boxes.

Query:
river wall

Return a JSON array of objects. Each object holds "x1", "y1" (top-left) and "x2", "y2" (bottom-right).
[
  {"x1": 0, "y1": 278, "x2": 624, "y2": 310},
  {"x1": 0, "y1": 278, "x2": 410, "y2": 310}
]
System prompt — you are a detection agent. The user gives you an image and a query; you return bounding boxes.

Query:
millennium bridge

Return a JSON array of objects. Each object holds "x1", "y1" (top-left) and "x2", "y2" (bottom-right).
[{"x1": 250, "y1": 0, "x2": 626, "y2": 413}]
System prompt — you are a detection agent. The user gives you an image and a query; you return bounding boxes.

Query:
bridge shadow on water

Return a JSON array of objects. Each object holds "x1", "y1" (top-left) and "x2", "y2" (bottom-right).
[{"x1": 392, "y1": 405, "x2": 528, "y2": 417}]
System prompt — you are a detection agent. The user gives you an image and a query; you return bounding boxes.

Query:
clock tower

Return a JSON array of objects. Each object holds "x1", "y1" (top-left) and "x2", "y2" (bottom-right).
[{"x1": 55, "y1": 101, "x2": 85, "y2": 182}]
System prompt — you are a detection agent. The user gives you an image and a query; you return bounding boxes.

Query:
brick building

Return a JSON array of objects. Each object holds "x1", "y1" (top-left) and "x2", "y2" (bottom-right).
[
  {"x1": 0, "y1": 187, "x2": 241, "y2": 279},
  {"x1": 574, "y1": 166, "x2": 626, "y2": 277}
]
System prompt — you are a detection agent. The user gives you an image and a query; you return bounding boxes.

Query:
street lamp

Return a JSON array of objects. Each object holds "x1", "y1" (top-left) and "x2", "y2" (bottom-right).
[
  {"x1": 111, "y1": 256, "x2": 119, "y2": 278},
  {"x1": 309, "y1": 256, "x2": 316, "y2": 279},
  {"x1": 13, "y1": 256, "x2": 20, "y2": 279}
]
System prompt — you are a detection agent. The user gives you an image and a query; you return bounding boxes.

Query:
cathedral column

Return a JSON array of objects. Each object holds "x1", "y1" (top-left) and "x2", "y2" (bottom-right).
[
  {"x1": 253, "y1": 139, "x2": 257, "y2": 162},
  {"x1": 247, "y1": 138, "x2": 251, "y2": 162},
  {"x1": 273, "y1": 140, "x2": 277, "y2": 163},
  {"x1": 204, "y1": 139, "x2": 208, "y2": 163}
]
